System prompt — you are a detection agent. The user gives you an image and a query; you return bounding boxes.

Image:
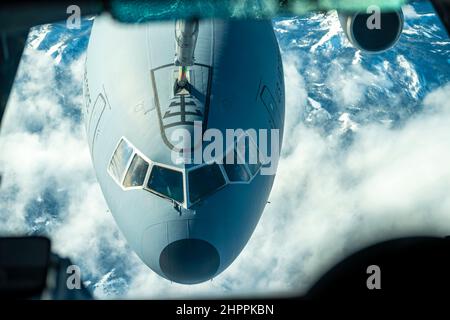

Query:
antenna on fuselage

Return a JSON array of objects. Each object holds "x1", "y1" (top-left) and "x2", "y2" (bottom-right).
[{"x1": 174, "y1": 19, "x2": 199, "y2": 95}]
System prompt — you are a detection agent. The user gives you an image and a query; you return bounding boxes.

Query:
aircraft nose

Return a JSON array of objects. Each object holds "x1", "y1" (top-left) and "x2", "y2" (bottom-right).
[{"x1": 159, "y1": 239, "x2": 220, "y2": 284}]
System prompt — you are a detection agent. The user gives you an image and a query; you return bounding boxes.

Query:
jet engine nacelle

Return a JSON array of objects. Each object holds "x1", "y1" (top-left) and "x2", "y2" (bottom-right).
[{"x1": 338, "y1": 7, "x2": 404, "y2": 53}]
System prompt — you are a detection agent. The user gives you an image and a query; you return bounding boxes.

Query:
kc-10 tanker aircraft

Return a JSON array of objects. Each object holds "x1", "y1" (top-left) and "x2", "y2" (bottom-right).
[{"x1": 82, "y1": 9, "x2": 404, "y2": 284}]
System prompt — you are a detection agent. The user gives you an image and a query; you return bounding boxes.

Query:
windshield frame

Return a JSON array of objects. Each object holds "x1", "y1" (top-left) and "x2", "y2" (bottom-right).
[
  {"x1": 107, "y1": 133, "x2": 265, "y2": 209},
  {"x1": 144, "y1": 162, "x2": 186, "y2": 206},
  {"x1": 108, "y1": 137, "x2": 187, "y2": 206},
  {"x1": 186, "y1": 161, "x2": 228, "y2": 206},
  {"x1": 219, "y1": 132, "x2": 263, "y2": 185}
]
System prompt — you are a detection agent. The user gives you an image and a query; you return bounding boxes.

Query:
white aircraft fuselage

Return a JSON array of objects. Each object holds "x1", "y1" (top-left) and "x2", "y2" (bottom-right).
[{"x1": 83, "y1": 15, "x2": 285, "y2": 284}]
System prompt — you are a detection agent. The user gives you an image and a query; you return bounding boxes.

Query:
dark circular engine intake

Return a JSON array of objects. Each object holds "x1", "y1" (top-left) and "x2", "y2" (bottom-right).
[{"x1": 338, "y1": 8, "x2": 404, "y2": 53}]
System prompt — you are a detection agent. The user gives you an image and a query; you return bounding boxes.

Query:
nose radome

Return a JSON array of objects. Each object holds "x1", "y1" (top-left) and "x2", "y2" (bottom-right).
[{"x1": 159, "y1": 239, "x2": 220, "y2": 284}]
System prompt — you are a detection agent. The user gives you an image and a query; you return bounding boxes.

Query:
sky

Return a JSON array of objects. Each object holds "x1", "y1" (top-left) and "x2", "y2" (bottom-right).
[{"x1": 0, "y1": 3, "x2": 450, "y2": 299}]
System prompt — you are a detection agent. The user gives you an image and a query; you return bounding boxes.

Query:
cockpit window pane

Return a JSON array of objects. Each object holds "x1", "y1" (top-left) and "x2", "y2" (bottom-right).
[
  {"x1": 123, "y1": 154, "x2": 149, "y2": 188},
  {"x1": 223, "y1": 149, "x2": 250, "y2": 182},
  {"x1": 147, "y1": 165, "x2": 184, "y2": 203},
  {"x1": 188, "y1": 163, "x2": 226, "y2": 203},
  {"x1": 109, "y1": 139, "x2": 133, "y2": 183}
]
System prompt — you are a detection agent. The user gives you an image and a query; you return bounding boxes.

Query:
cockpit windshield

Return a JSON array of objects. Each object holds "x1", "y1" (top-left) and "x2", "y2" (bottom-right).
[
  {"x1": 108, "y1": 138, "x2": 133, "y2": 183},
  {"x1": 108, "y1": 135, "x2": 263, "y2": 206},
  {"x1": 223, "y1": 148, "x2": 250, "y2": 182},
  {"x1": 147, "y1": 165, "x2": 184, "y2": 203},
  {"x1": 123, "y1": 154, "x2": 149, "y2": 188},
  {"x1": 188, "y1": 163, "x2": 226, "y2": 204}
]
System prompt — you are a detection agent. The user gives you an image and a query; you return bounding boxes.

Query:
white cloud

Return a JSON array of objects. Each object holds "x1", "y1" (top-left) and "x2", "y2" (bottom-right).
[
  {"x1": 326, "y1": 61, "x2": 393, "y2": 107},
  {"x1": 281, "y1": 53, "x2": 308, "y2": 153}
]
